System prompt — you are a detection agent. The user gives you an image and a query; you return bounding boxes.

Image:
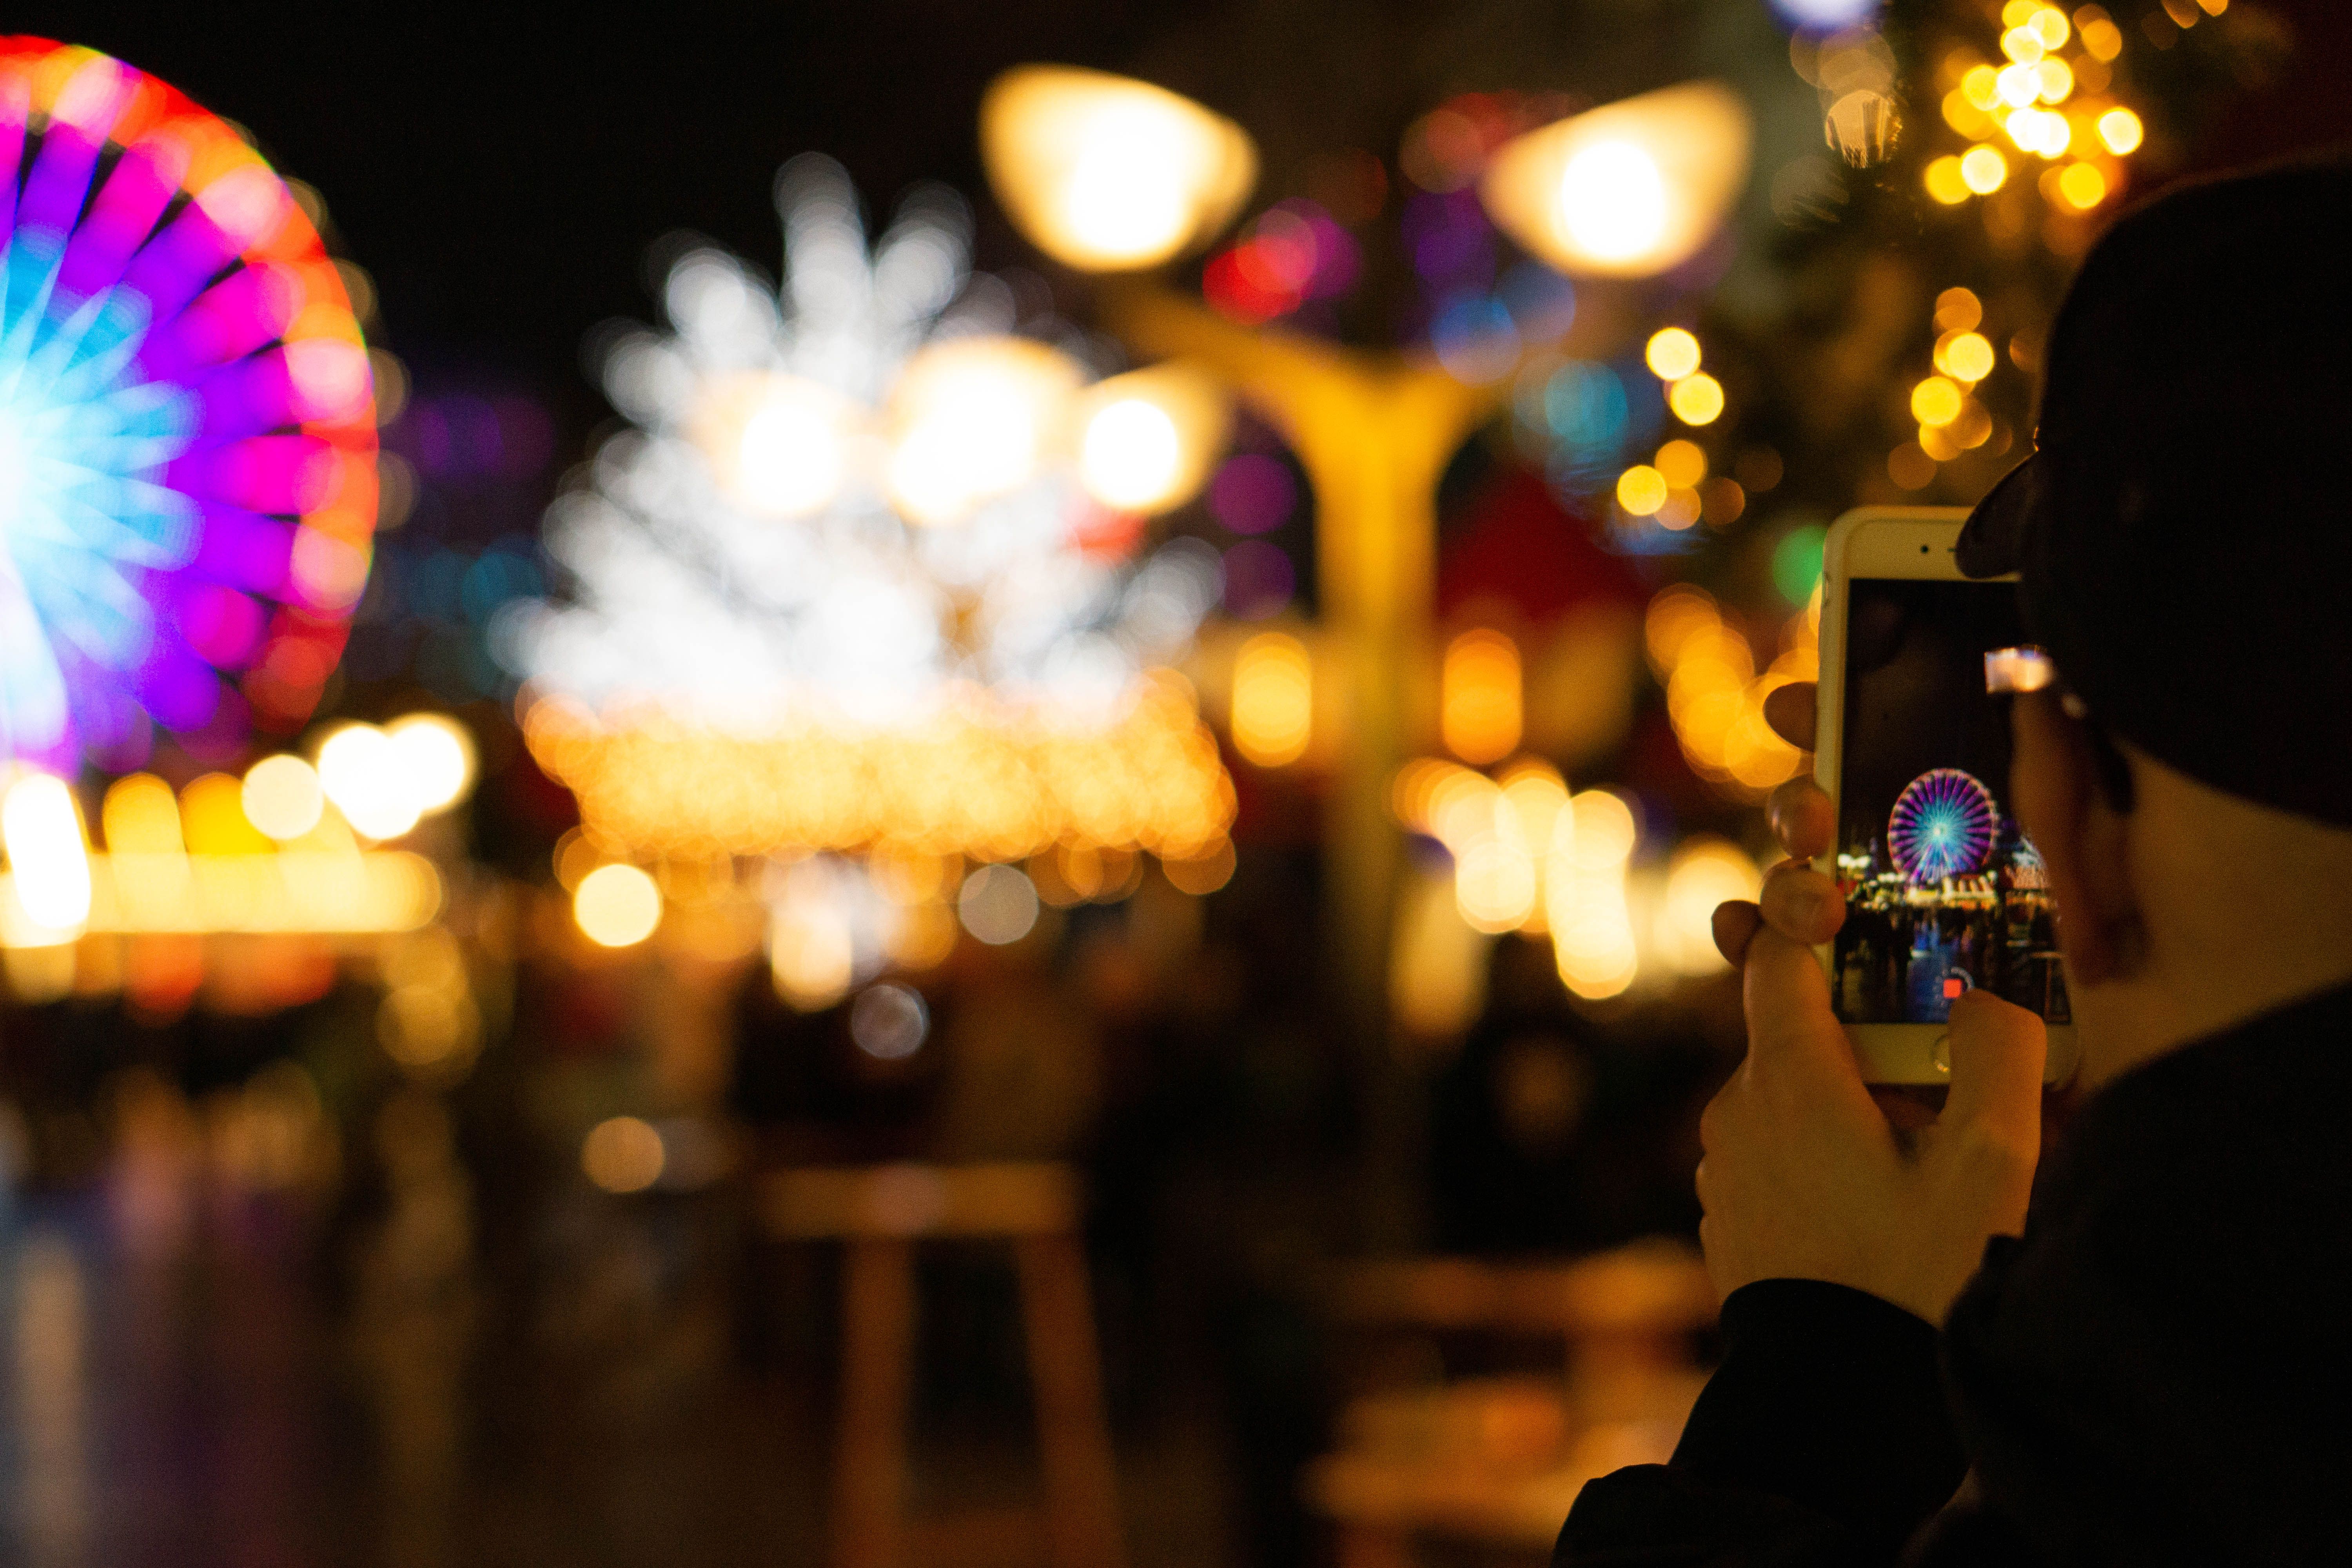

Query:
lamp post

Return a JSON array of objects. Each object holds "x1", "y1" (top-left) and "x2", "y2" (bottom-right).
[{"x1": 982, "y1": 68, "x2": 1751, "y2": 1234}]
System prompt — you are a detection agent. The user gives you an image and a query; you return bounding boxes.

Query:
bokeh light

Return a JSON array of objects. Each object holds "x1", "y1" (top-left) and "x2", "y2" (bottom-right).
[
  {"x1": 1960, "y1": 145, "x2": 2009, "y2": 193},
  {"x1": 851, "y1": 982, "x2": 930, "y2": 1060},
  {"x1": 1653, "y1": 836, "x2": 1761, "y2": 976},
  {"x1": 1644, "y1": 328, "x2": 1701, "y2": 381},
  {"x1": 2097, "y1": 107, "x2": 2143, "y2": 155},
  {"x1": 1616, "y1": 465, "x2": 1669, "y2": 516},
  {"x1": 574, "y1": 863, "x2": 663, "y2": 948},
  {"x1": 241, "y1": 755, "x2": 326, "y2": 842},
  {"x1": 1074, "y1": 364, "x2": 1229, "y2": 514},
  {"x1": 1935, "y1": 331, "x2": 1996, "y2": 383},
  {"x1": 1667, "y1": 373, "x2": 1724, "y2": 426},
  {"x1": 386, "y1": 714, "x2": 477, "y2": 814},
  {"x1": 1441, "y1": 630, "x2": 1522, "y2": 766},
  {"x1": 582, "y1": 1117, "x2": 666, "y2": 1194},
  {"x1": 318, "y1": 725, "x2": 421, "y2": 841},
  {"x1": 2, "y1": 773, "x2": 91, "y2": 933},
  {"x1": 1232, "y1": 632, "x2": 1312, "y2": 768},
  {"x1": 958, "y1": 863, "x2": 1040, "y2": 945}
]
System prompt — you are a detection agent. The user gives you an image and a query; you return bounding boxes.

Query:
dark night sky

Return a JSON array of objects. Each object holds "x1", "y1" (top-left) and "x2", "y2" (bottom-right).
[
  {"x1": 13, "y1": 1, "x2": 1176, "y2": 422},
  {"x1": 15, "y1": 0, "x2": 2348, "y2": 439}
]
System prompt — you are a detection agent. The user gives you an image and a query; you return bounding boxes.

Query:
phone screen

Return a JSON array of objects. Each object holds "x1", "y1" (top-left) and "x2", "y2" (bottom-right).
[{"x1": 1833, "y1": 577, "x2": 2069, "y2": 1025}]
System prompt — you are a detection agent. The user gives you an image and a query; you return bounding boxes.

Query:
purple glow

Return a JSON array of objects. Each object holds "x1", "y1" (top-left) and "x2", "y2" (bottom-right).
[
  {"x1": 1209, "y1": 454, "x2": 1297, "y2": 535},
  {"x1": 1221, "y1": 540, "x2": 1296, "y2": 619}
]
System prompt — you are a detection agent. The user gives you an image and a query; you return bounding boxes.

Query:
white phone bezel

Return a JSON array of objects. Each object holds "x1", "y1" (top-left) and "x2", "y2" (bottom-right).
[{"x1": 1816, "y1": 506, "x2": 2080, "y2": 1085}]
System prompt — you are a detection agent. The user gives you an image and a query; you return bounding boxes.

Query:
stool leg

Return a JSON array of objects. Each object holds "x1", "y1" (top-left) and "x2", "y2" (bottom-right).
[
  {"x1": 1016, "y1": 1233, "x2": 1125, "y2": 1568},
  {"x1": 834, "y1": 1238, "x2": 916, "y2": 1568}
]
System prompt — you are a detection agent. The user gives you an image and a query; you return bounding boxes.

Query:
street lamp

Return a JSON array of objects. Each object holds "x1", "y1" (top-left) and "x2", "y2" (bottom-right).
[
  {"x1": 980, "y1": 66, "x2": 1258, "y2": 272},
  {"x1": 1481, "y1": 81, "x2": 1753, "y2": 278},
  {"x1": 979, "y1": 69, "x2": 1754, "y2": 1175}
]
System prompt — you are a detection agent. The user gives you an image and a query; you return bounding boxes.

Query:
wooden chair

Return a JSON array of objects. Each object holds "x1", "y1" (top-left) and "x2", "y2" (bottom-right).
[
  {"x1": 1304, "y1": 1241, "x2": 1717, "y2": 1568},
  {"x1": 764, "y1": 1161, "x2": 1126, "y2": 1568}
]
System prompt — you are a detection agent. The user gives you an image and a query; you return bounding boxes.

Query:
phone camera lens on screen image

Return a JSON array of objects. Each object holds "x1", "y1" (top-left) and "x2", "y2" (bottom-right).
[{"x1": 1833, "y1": 584, "x2": 2071, "y2": 1027}]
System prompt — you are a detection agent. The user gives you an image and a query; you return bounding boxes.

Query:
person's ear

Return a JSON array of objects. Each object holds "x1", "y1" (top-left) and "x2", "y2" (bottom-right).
[{"x1": 2010, "y1": 690, "x2": 2145, "y2": 986}]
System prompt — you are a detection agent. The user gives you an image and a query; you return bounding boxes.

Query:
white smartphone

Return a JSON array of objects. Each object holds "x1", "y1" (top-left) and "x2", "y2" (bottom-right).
[{"x1": 1815, "y1": 507, "x2": 2081, "y2": 1085}]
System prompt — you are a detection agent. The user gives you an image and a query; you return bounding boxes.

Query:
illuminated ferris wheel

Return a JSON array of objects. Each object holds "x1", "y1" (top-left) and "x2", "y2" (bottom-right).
[
  {"x1": 0, "y1": 39, "x2": 379, "y2": 775},
  {"x1": 1887, "y1": 767, "x2": 1997, "y2": 883}
]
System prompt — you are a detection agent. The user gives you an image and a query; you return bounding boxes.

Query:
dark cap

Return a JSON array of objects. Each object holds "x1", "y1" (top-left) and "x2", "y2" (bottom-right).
[{"x1": 1957, "y1": 158, "x2": 2352, "y2": 828}]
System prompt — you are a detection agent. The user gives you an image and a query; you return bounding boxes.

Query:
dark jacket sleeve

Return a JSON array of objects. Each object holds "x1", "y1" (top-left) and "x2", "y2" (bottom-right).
[{"x1": 1553, "y1": 1279, "x2": 1968, "y2": 1568}]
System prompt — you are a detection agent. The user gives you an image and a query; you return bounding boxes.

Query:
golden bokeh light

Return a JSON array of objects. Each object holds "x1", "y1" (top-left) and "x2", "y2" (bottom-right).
[
  {"x1": 1162, "y1": 837, "x2": 1236, "y2": 895},
  {"x1": 1911, "y1": 376, "x2": 1964, "y2": 426},
  {"x1": 1480, "y1": 81, "x2": 1752, "y2": 278},
  {"x1": 1933, "y1": 287, "x2": 1983, "y2": 333},
  {"x1": 1232, "y1": 632, "x2": 1313, "y2": 768},
  {"x1": 1888, "y1": 442, "x2": 1938, "y2": 491},
  {"x1": 2055, "y1": 161, "x2": 2108, "y2": 211},
  {"x1": 1942, "y1": 90, "x2": 1993, "y2": 141},
  {"x1": 582, "y1": 1117, "x2": 666, "y2": 1194},
  {"x1": 2097, "y1": 106, "x2": 2143, "y2": 155},
  {"x1": 1653, "y1": 836, "x2": 1762, "y2": 976},
  {"x1": 182, "y1": 774, "x2": 272, "y2": 857},
  {"x1": 318, "y1": 725, "x2": 422, "y2": 841},
  {"x1": 1667, "y1": 372, "x2": 1724, "y2": 426},
  {"x1": 1654, "y1": 439, "x2": 1707, "y2": 490},
  {"x1": 242, "y1": 755, "x2": 326, "y2": 842},
  {"x1": 1935, "y1": 330, "x2": 1996, "y2": 383},
  {"x1": 1924, "y1": 156, "x2": 1971, "y2": 205},
  {"x1": 979, "y1": 66, "x2": 1258, "y2": 272},
  {"x1": 1644, "y1": 327, "x2": 1701, "y2": 381},
  {"x1": 104, "y1": 774, "x2": 186, "y2": 856},
  {"x1": 574, "y1": 863, "x2": 663, "y2": 948},
  {"x1": 524, "y1": 674, "x2": 1234, "y2": 866},
  {"x1": 1441, "y1": 629, "x2": 1523, "y2": 766},
  {"x1": 1073, "y1": 363, "x2": 1229, "y2": 514},
  {"x1": 1960, "y1": 65, "x2": 2002, "y2": 112},
  {"x1": 387, "y1": 714, "x2": 478, "y2": 814},
  {"x1": 2080, "y1": 16, "x2": 2126, "y2": 62},
  {"x1": 1616, "y1": 464, "x2": 1668, "y2": 516},
  {"x1": 1547, "y1": 788, "x2": 1638, "y2": 1000},
  {"x1": 1960, "y1": 145, "x2": 2009, "y2": 193}
]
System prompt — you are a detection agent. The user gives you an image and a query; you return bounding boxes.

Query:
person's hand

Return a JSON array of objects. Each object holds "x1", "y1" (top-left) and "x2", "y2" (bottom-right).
[{"x1": 1694, "y1": 682, "x2": 2047, "y2": 1326}]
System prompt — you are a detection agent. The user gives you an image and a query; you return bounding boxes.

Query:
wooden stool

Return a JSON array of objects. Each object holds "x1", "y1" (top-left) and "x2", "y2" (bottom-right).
[
  {"x1": 1305, "y1": 1241, "x2": 1718, "y2": 1568},
  {"x1": 765, "y1": 1161, "x2": 1127, "y2": 1568}
]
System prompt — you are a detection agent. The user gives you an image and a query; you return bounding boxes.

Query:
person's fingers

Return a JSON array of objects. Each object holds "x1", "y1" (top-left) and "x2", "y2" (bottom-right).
[
  {"x1": 1712, "y1": 900, "x2": 1762, "y2": 967},
  {"x1": 1759, "y1": 860, "x2": 1846, "y2": 946},
  {"x1": 1739, "y1": 923, "x2": 1867, "y2": 1087},
  {"x1": 1940, "y1": 991, "x2": 2047, "y2": 1153},
  {"x1": 1767, "y1": 778, "x2": 1835, "y2": 861},
  {"x1": 1764, "y1": 681, "x2": 1817, "y2": 751}
]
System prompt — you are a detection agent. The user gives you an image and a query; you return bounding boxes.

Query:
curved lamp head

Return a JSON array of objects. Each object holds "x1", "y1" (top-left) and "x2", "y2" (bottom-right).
[
  {"x1": 1480, "y1": 81, "x2": 1753, "y2": 278},
  {"x1": 981, "y1": 65, "x2": 1258, "y2": 272}
]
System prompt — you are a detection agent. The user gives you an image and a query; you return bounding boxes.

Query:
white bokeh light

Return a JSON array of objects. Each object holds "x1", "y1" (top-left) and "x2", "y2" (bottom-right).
[{"x1": 509, "y1": 156, "x2": 1219, "y2": 729}]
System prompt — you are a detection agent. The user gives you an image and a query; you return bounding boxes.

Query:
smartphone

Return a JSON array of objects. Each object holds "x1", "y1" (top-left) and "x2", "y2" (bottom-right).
[{"x1": 1815, "y1": 508, "x2": 2081, "y2": 1085}]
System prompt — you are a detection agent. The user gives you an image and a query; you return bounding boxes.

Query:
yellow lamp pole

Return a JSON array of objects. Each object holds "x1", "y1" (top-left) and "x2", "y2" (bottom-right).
[{"x1": 1109, "y1": 283, "x2": 1500, "y2": 1041}]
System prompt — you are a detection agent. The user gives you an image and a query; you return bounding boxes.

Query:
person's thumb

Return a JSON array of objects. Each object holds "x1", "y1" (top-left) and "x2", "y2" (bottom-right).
[{"x1": 1938, "y1": 990, "x2": 2045, "y2": 1156}]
